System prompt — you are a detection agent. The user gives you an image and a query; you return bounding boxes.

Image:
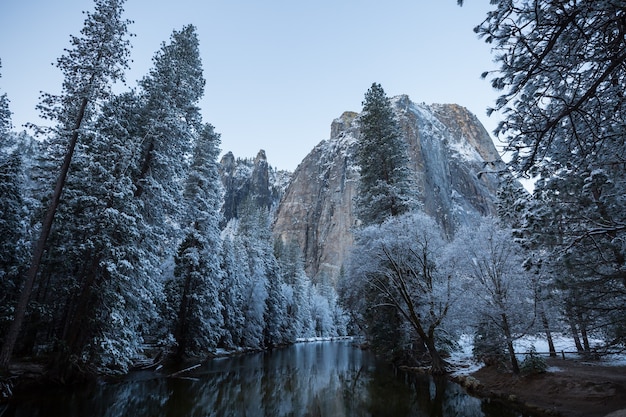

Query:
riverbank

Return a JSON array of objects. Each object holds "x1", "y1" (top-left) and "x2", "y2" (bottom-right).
[{"x1": 455, "y1": 357, "x2": 626, "y2": 417}]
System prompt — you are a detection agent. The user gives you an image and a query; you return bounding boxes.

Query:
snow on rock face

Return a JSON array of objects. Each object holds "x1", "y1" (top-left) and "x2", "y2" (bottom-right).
[
  {"x1": 219, "y1": 150, "x2": 291, "y2": 223},
  {"x1": 273, "y1": 95, "x2": 504, "y2": 284}
]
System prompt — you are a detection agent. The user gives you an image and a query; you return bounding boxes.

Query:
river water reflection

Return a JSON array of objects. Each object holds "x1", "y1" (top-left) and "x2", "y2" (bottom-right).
[{"x1": 3, "y1": 341, "x2": 526, "y2": 417}]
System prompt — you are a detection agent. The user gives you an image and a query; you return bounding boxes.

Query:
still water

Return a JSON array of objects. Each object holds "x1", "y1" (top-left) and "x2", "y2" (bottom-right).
[{"x1": 3, "y1": 341, "x2": 526, "y2": 417}]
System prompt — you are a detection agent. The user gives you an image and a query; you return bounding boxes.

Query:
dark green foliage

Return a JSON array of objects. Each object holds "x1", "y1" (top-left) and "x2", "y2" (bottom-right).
[
  {"x1": 520, "y1": 346, "x2": 547, "y2": 375},
  {"x1": 355, "y1": 83, "x2": 415, "y2": 226},
  {"x1": 0, "y1": 151, "x2": 28, "y2": 343},
  {"x1": 472, "y1": 319, "x2": 507, "y2": 367},
  {"x1": 478, "y1": 0, "x2": 626, "y2": 349},
  {"x1": 0, "y1": 59, "x2": 10, "y2": 136},
  {"x1": 0, "y1": 0, "x2": 133, "y2": 370}
]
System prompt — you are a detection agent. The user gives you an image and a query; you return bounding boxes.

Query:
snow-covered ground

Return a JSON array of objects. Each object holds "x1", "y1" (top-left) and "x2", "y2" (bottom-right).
[
  {"x1": 448, "y1": 333, "x2": 626, "y2": 376},
  {"x1": 295, "y1": 336, "x2": 355, "y2": 343}
]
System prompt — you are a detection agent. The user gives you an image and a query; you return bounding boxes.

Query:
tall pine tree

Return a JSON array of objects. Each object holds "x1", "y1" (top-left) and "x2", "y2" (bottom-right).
[
  {"x1": 0, "y1": 0, "x2": 132, "y2": 369},
  {"x1": 130, "y1": 24, "x2": 206, "y2": 299},
  {"x1": 0, "y1": 59, "x2": 10, "y2": 136},
  {"x1": 355, "y1": 83, "x2": 414, "y2": 226},
  {"x1": 167, "y1": 124, "x2": 224, "y2": 358}
]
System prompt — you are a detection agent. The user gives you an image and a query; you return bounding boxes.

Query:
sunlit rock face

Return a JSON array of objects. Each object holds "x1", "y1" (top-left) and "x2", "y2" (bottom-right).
[{"x1": 272, "y1": 95, "x2": 504, "y2": 284}]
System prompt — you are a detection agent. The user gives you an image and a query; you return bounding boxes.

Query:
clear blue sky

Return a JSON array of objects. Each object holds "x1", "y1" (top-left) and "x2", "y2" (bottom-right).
[{"x1": 0, "y1": 0, "x2": 501, "y2": 171}]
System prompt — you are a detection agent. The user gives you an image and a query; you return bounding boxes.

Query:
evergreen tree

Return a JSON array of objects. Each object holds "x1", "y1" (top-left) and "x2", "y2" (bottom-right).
[
  {"x1": 0, "y1": 151, "x2": 29, "y2": 344},
  {"x1": 130, "y1": 24, "x2": 206, "y2": 303},
  {"x1": 355, "y1": 83, "x2": 415, "y2": 226},
  {"x1": 0, "y1": 59, "x2": 11, "y2": 136},
  {"x1": 275, "y1": 241, "x2": 310, "y2": 339},
  {"x1": 0, "y1": 67, "x2": 23, "y2": 307},
  {"x1": 524, "y1": 171, "x2": 626, "y2": 348},
  {"x1": 0, "y1": 0, "x2": 132, "y2": 369},
  {"x1": 133, "y1": 24, "x2": 204, "y2": 204},
  {"x1": 167, "y1": 124, "x2": 224, "y2": 358},
  {"x1": 39, "y1": 92, "x2": 157, "y2": 374},
  {"x1": 218, "y1": 236, "x2": 246, "y2": 348},
  {"x1": 474, "y1": 0, "x2": 626, "y2": 348},
  {"x1": 476, "y1": 1, "x2": 626, "y2": 176}
]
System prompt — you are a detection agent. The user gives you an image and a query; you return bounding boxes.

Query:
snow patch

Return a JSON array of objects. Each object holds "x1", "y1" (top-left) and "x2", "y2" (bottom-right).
[
  {"x1": 450, "y1": 333, "x2": 626, "y2": 375},
  {"x1": 449, "y1": 137, "x2": 482, "y2": 162}
]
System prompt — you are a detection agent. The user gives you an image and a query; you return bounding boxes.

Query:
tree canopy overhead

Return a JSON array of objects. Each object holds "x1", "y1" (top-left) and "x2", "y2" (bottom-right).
[
  {"x1": 475, "y1": 0, "x2": 626, "y2": 176},
  {"x1": 473, "y1": 0, "x2": 626, "y2": 348}
]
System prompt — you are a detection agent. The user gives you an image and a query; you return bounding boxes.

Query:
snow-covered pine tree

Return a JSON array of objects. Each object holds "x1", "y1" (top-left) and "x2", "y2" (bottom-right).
[
  {"x1": 218, "y1": 235, "x2": 247, "y2": 348},
  {"x1": 0, "y1": 59, "x2": 10, "y2": 135},
  {"x1": 0, "y1": 0, "x2": 132, "y2": 369},
  {"x1": 275, "y1": 240, "x2": 309, "y2": 340},
  {"x1": 355, "y1": 83, "x2": 415, "y2": 226},
  {"x1": 235, "y1": 203, "x2": 276, "y2": 349},
  {"x1": 476, "y1": 1, "x2": 626, "y2": 346},
  {"x1": 133, "y1": 24, "x2": 204, "y2": 205},
  {"x1": 0, "y1": 150, "x2": 30, "y2": 345},
  {"x1": 524, "y1": 171, "x2": 626, "y2": 350},
  {"x1": 168, "y1": 124, "x2": 224, "y2": 358},
  {"x1": 130, "y1": 26, "x2": 206, "y2": 317},
  {"x1": 32, "y1": 91, "x2": 158, "y2": 374},
  {"x1": 476, "y1": 1, "x2": 626, "y2": 177},
  {"x1": 263, "y1": 255, "x2": 289, "y2": 348},
  {"x1": 0, "y1": 76, "x2": 31, "y2": 346}
]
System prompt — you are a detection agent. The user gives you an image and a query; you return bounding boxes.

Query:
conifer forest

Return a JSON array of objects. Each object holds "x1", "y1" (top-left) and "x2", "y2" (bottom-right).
[{"x1": 1, "y1": 2, "x2": 625, "y2": 412}]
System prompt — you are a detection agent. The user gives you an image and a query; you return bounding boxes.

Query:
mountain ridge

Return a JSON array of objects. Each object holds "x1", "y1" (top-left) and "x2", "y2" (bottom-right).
[
  {"x1": 272, "y1": 95, "x2": 504, "y2": 283},
  {"x1": 219, "y1": 95, "x2": 505, "y2": 284}
]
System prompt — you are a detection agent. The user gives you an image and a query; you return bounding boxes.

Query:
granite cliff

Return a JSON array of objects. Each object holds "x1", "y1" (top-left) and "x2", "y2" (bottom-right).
[
  {"x1": 272, "y1": 95, "x2": 504, "y2": 283},
  {"x1": 219, "y1": 149, "x2": 291, "y2": 224}
]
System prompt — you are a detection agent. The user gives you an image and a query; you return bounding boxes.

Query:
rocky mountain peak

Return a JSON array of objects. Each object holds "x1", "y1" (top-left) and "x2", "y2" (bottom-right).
[
  {"x1": 272, "y1": 95, "x2": 504, "y2": 283},
  {"x1": 219, "y1": 149, "x2": 290, "y2": 224},
  {"x1": 330, "y1": 111, "x2": 359, "y2": 139}
]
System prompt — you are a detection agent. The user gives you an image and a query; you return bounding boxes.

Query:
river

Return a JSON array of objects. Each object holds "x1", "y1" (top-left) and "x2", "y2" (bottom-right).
[{"x1": 2, "y1": 341, "x2": 527, "y2": 417}]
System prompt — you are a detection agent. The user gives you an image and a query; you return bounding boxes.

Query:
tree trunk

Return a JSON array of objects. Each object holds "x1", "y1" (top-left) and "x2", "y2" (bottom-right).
[
  {"x1": 63, "y1": 256, "x2": 100, "y2": 356},
  {"x1": 501, "y1": 313, "x2": 520, "y2": 374},
  {"x1": 570, "y1": 320, "x2": 584, "y2": 353},
  {"x1": 0, "y1": 97, "x2": 89, "y2": 370},
  {"x1": 578, "y1": 312, "x2": 591, "y2": 352},
  {"x1": 424, "y1": 337, "x2": 447, "y2": 375},
  {"x1": 175, "y1": 269, "x2": 193, "y2": 359},
  {"x1": 540, "y1": 303, "x2": 557, "y2": 357}
]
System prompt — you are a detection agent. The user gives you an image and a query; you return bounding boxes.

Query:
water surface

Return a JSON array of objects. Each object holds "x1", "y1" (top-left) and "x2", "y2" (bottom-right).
[{"x1": 3, "y1": 341, "x2": 527, "y2": 417}]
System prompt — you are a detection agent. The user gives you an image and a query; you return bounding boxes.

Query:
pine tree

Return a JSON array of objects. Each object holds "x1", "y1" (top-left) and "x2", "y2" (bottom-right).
[
  {"x1": 475, "y1": 0, "x2": 626, "y2": 348},
  {"x1": 275, "y1": 241, "x2": 309, "y2": 339},
  {"x1": 263, "y1": 256, "x2": 288, "y2": 347},
  {"x1": 0, "y1": 0, "x2": 132, "y2": 369},
  {"x1": 0, "y1": 59, "x2": 11, "y2": 136},
  {"x1": 0, "y1": 151, "x2": 29, "y2": 343},
  {"x1": 355, "y1": 83, "x2": 415, "y2": 226},
  {"x1": 218, "y1": 236, "x2": 247, "y2": 348},
  {"x1": 235, "y1": 204, "x2": 275, "y2": 349},
  {"x1": 133, "y1": 24, "x2": 204, "y2": 204},
  {"x1": 168, "y1": 124, "x2": 224, "y2": 358},
  {"x1": 0, "y1": 67, "x2": 23, "y2": 301},
  {"x1": 476, "y1": 2, "x2": 626, "y2": 176},
  {"x1": 130, "y1": 24, "x2": 206, "y2": 300},
  {"x1": 35, "y1": 92, "x2": 157, "y2": 374}
]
